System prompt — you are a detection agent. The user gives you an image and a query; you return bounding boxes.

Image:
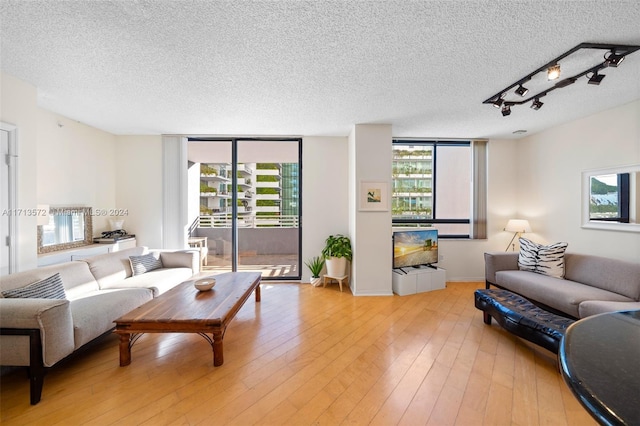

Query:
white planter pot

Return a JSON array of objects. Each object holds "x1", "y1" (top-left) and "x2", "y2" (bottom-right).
[
  {"x1": 310, "y1": 277, "x2": 322, "y2": 287},
  {"x1": 325, "y1": 257, "x2": 347, "y2": 277}
]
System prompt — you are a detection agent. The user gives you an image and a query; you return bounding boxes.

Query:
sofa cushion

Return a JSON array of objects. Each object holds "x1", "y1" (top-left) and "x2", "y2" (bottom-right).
[
  {"x1": 518, "y1": 238, "x2": 568, "y2": 278},
  {"x1": 495, "y1": 270, "x2": 634, "y2": 318},
  {"x1": 159, "y1": 250, "x2": 199, "y2": 272},
  {"x1": 98, "y1": 268, "x2": 193, "y2": 297},
  {"x1": 69, "y1": 288, "x2": 152, "y2": 349},
  {"x1": 129, "y1": 253, "x2": 163, "y2": 276},
  {"x1": 84, "y1": 246, "x2": 146, "y2": 288},
  {"x1": 0, "y1": 261, "x2": 99, "y2": 300},
  {"x1": 1, "y1": 273, "x2": 67, "y2": 299},
  {"x1": 578, "y1": 300, "x2": 640, "y2": 318},
  {"x1": 564, "y1": 253, "x2": 640, "y2": 301}
]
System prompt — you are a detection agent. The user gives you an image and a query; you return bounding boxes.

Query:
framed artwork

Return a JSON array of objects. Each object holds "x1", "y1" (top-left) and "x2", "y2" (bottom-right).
[{"x1": 359, "y1": 181, "x2": 389, "y2": 211}]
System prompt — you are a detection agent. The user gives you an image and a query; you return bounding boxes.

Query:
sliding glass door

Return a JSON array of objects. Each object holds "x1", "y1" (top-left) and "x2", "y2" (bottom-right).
[{"x1": 187, "y1": 138, "x2": 301, "y2": 280}]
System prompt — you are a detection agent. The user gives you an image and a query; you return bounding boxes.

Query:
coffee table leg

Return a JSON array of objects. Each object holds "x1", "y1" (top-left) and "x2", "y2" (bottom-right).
[
  {"x1": 119, "y1": 333, "x2": 132, "y2": 366},
  {"x1": 255, "y1": 284, "x2": 261, "y2": 302},
  {"x1": 213, "y1": 330, "x2": 224, "y2": 366}
]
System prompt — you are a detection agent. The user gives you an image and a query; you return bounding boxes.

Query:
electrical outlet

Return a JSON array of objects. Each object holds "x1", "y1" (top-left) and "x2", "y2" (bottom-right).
[{"x1": 439, "y1": 255, "x2": 444, "y2": 261}]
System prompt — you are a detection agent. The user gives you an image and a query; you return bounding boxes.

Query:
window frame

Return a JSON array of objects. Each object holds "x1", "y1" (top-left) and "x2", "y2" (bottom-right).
[
  {"x1": 392, "y1": 139, "x2": 472, "y2": 239},
  {"x1": 588, "y1": 172, "x2": 630, "y2": 223}
]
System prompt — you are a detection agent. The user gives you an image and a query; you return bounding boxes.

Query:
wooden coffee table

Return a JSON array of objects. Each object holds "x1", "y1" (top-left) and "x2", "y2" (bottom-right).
[{"x1": 114, "y1": 272, "x2": 261, "y2": 367}]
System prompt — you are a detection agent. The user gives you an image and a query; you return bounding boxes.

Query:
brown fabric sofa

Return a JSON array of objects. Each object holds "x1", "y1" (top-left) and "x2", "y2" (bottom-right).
[
  {"x1": 484, "y1": 252, "x2": 640, "y2": 319},
  {"x1": 0, "y1": 246, "x2": 198, "y2": 404}
]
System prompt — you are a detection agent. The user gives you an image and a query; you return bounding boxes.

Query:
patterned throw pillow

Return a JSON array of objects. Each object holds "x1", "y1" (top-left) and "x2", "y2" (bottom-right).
[
  {"x1": 518, "y1": 238, "x2": 568, "y2": 278},
  {"x1": 2, "y1": 273, "x2": 67, "y2": 299},
  {"x1": 129, "y1": 253, "x2": 163, "y2": 276}
]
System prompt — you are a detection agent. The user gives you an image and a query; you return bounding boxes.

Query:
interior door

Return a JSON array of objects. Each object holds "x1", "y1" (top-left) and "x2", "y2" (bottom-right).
[{"x1": 1, "y1": 129, "x2": 11, "y2": 275}]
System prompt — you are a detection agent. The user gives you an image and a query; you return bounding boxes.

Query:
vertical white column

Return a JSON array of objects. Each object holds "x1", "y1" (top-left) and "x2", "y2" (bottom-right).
[
  {"x1": 349, "y1": 124, "x2": 393, "y2": 295},
  {"x1": 162, "y1": 135, "x2": 188, "y2": 249}
]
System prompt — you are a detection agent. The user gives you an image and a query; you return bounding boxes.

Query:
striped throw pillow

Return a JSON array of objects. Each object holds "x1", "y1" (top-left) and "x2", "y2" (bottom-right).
[
  {"x1": 2, "y1": 273, "x2": 67, "y2": 299},
  {"x1": 518, "y1": 238, "x2": 568, "y2": 278},
  {"x1": 129, "y1": 253, "x2": 163, "y2": 276}
]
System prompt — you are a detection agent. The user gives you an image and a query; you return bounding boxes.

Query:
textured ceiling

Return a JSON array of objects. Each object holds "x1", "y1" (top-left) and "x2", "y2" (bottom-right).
[{"x1": 1, "y1": 0, "x2": 639, "y2": 139}]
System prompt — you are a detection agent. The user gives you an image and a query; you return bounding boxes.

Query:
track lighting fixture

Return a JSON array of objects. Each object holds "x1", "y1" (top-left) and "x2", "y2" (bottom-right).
[
  {"x1": 530, "y1": 98, "x2": 544, "y2": 110},
  {"x1": 588, "y1": 71, "x2": 606, "y2": 85},
  {"x1": 515, "y1": 85, "x2": 529, "y2": 97},
  {"x1": 547, "y1": 64, "x2": 561, "y2": 80},
  {"x1": 483, "y1": 42, "x2": 640, "y2": 117},
  {"x1": 604, "y1": 50, "x2": 625, "y2": 67}
]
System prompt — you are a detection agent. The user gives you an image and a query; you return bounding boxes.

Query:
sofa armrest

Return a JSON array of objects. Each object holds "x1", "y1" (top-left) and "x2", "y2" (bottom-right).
[
  {"x1": 0, "y1": 298, "x2": 75, "y2": 367},
  {"x1": 484, "y1": 252, "x2": 519, "y2": 287},
  {"x1": 156, "y1": 250, "x2": 199, "y2": 274}
]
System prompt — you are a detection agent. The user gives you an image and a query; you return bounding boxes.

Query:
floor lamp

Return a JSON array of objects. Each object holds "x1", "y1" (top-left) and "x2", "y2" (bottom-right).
[{"x1": 504, "y1": 219, "x2": 532, "y2": 251}]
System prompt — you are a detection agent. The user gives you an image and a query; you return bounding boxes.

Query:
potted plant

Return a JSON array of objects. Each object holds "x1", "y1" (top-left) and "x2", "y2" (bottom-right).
[
  {"x1": 305, "y1": 256, "x2": 325, "y2": 287},
  {"x1": 321, "y1": 234, "x2": 352, "y2": 277}
]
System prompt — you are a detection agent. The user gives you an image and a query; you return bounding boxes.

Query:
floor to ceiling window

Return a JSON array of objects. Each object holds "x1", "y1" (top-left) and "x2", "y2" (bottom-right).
[{"x1": 187, "y1": 138, "x2": 302, "y2": 280}]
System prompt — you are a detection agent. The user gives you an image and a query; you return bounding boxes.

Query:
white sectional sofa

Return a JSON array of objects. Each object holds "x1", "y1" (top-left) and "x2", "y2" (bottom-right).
[{"x1": 0, "y1": 246, "x2": 198, "y2": 404}]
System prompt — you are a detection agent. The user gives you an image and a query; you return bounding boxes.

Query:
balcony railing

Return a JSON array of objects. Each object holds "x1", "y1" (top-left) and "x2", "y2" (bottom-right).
[{"x1": 199, "y1": 214, "x2": 299, "y2": 228}]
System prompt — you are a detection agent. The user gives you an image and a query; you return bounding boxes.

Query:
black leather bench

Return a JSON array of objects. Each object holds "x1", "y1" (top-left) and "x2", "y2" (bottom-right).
[{"x1": 474, "y1": 288, "x2": 575, "y2": 353}]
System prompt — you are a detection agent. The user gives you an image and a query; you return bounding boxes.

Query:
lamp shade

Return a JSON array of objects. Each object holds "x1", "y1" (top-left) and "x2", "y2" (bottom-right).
[{"x1": 504, "y1": 219, "x2": 532, "y2": 233}]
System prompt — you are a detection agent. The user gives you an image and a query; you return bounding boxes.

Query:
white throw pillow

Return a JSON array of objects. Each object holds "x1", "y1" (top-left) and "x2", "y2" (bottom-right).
[{"x1": 518, "y1": 238, "x2": 568, "y2": 278}]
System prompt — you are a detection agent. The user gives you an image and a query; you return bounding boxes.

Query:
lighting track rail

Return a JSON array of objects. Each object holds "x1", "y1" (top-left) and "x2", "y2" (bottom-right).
[{"x1": 483, "y1": 42, "x2": 640, "y2": 116}]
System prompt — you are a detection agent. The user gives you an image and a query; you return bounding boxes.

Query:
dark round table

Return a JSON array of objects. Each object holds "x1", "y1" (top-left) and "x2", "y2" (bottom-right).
[{"x1": 559, "y1": 310, "x2": 640, "y2": 426}]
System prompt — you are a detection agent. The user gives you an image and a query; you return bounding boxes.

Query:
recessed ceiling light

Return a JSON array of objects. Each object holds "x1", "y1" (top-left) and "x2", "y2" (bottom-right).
[{"x1": 513, "y1": 130, "x2": 527, "y2": 134}]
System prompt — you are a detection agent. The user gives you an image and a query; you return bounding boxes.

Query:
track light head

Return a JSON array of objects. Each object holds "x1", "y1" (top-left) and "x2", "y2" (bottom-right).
[
  {"x1": 530, "y1": 98, "x2": 544, "y2": 110},
  {"x1": 547, "y1": 64, "x2": 561, "y2": 80},
  {"x1": 588, "y1": 71, "x2": 606, "y2": 85},
  {"x1": 515, "y1": 85, "x2": 529, "y2": 97},
  {"x1": 492, "y1": 96, "x2": 504, "y2": 108},
  {"x1": 501, "y1": 105, "x2": 511, "y2": 116},
  {"x1": 604, "y1": 50, "x2": 625, "y2": 67}
]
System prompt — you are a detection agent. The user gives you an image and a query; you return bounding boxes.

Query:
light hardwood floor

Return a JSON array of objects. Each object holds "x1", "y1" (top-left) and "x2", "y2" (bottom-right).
[{"x1": 1, "y1": 282, "x2": 596, "y2": 425}]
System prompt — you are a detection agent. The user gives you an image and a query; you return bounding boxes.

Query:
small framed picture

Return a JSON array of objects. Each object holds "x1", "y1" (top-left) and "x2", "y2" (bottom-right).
[{"x1": 359, "y1": 181, "x2": 389, "y2": 211}]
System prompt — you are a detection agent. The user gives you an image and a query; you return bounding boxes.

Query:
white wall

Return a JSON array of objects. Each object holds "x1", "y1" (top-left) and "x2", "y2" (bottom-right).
[
  {"x1": 37, "y1": 109, "x2": 117, "y2": 234},
  {"x1": 516, "y1": 100, "x2": 640, "y2": 263},
  {"x1": 115, "y1": 135, "x2": 164, "y2": 249},
  {"x1": 1, "y1": 73, "x2": 119, "y2": 269},
  {"x1": 0, "y1": 74, "x2": 39, "y2": 270},
  {"x1": 301, "y1": 136, "x2": 349, "y2": 282},
  {"x1": 349, "y1": 124, "x2": 393, "y2": 295},
  {"x1": 0, "y1": 73, "x2": 168, "y2": 267}
]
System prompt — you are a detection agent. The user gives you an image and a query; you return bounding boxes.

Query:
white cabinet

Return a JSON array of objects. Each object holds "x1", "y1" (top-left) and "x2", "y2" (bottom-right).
[
  {"x1": 392, "y1": 266, "x2": 446, "y2": 296},
  {"x1": 38, "y1": 239, "x2": 137, "y2": 267}
]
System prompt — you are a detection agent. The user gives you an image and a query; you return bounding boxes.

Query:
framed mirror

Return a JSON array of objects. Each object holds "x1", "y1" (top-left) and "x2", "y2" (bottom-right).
[
  {"x1": 582, "y1": 164, "x2": 640, "y2": 233},
  {"x1": 37, "y1": 206, "x2": 93, "y2": 253}
]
